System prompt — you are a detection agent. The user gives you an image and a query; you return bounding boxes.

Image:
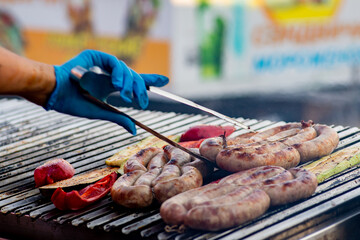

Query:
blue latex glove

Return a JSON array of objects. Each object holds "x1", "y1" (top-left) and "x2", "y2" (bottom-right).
[{"x1": 46, "y1": 50, "x2": 169, "y2": 135}]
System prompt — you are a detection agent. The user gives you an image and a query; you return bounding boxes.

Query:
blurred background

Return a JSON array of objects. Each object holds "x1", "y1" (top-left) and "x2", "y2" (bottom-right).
[{"x1": 1, "y1": 0, "x2": 360, "y2": 127}]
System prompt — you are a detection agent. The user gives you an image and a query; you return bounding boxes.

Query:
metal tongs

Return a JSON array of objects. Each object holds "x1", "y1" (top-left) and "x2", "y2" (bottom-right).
[{"x1": 70, "y1": 66, "x2": 250, "y2": 166}]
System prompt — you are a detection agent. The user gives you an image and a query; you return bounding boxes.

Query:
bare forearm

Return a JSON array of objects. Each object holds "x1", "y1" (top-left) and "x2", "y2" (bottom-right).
[{"x1": 0, "y1": 47, "x2": 56, "y2": 106}]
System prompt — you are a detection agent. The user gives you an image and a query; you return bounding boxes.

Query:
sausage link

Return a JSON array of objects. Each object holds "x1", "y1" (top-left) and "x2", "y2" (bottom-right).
[
  {"x1": 266, "y1": 128, "x2": 301, "y2": 142},
  {"x1": 111, "y1": 170, "x2": 153, "y2": 208},
  {"x1": 153, "y1": 166, "x2": 203, "y2": 203},
  {"x1": 188, "y1": 185, "x2": 254, "y2": 208},
  {"x1": 185, "y1": 148, "x2": 214, "y2": 178},
  {"x1": 151, "y1": 164, "x2": 181, "y2": 187},
  {"x1": 219, "y1": 166, "x2": 287, "y2": 185},
  {"x1": 248, "y1": 169, "x2": 293, "y2": 189},
  {"x1": 184, "y1": 188, "x2": 270, "y2": 231},
  {"x1": 216, "y1": 142, "x2": 300, "y2": 172},
  {"x1": 282, "y1": 126, "x2": 317, "y2": 146},
  {"x1": 292, "y1": 124, "x2": 339, "y2": 163},
  {"x1": 186, "y1": 182, "x2": 239, "y2": 209},
  {"x1": 163, "y1": 145, "x2": 192, "y2": 166},
  {"x1": 160, "y1": 183, "x2": 218, "y2": 225},
  {"x1": 130, "y1": 151, "x2": 168, "y2": 187},
  {"x1": 134, "y1": 168, "x2": 162, "y2": 186},
  {"x1": 249, "y1": 122, "x2": 303, "y2": 142},
  {"x1": 152, "y1": 146, "x2": 194, "y2": 187},
  {"x1": 147, "y1": 152, "x2": 168, "y2": 170},
  {"x1": 199, "y1": 137, "x2": 224, "y2": 162},
  {"x1": 184, "y1": 158, "x2": 213, "y2": 179},
  {"x1": 160, "y1": 166, "x2": 317, "y2": 231},
  {"x1": 226, "y1": 132, "x2": 258, "y2": 146},
  {"x1": 199, "y1": 133, "x2": 257, "y2": 162},
  {"x1": 260, "y1": 167, "x2": 318, "y2": 206},
  {"x1": 124, "y1": 147, "x2": 162, "y2": 173}
]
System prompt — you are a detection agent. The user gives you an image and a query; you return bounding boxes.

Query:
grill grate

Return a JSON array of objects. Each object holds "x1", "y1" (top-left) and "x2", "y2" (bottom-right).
[{"x1": 1, "y1": 98, "x2": 360, "y2": 240}]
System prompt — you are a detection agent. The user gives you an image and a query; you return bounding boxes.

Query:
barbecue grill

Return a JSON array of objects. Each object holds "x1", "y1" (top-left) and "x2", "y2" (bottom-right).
[{"x1": 1, "y1": 98, "x2": 360, "y2": 240}]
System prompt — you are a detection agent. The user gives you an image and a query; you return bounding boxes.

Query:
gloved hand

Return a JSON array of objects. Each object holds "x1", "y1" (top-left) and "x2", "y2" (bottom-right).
[{"x1": 46, "y1": 50, "x2": 169, "y2": 135}]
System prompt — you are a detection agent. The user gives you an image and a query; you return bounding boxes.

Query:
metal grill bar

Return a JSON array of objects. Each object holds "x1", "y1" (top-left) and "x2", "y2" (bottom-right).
[{"x1": 1, "y1": 98, "x2": 360, "y2": 240}]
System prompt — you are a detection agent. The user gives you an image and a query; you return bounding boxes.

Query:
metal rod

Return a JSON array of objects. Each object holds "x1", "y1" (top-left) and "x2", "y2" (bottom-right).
[
  {"x1": 81, "y1": 92, "x2": 217, "y2": 167},
  {"x1": 149, "y1": 86, "x2": 254, "y2": 132}
]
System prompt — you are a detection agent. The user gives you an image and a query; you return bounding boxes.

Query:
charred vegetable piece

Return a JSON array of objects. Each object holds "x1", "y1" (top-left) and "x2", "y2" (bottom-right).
[
  {"x1": 39, "y1": 167, "x2": 118, "y2": 196},
  {"x1": 51, "y1": 172, "x2": 118, "y2": 210},
  {"x1": 34, "y1": 159, "x2": 75, "y2": 187},
  {"x1": 302, "y1": 146, "x2": 360, "y2": 183},
  {"x1": 180, "y1": 125, "x2": 236, "y2": 142}
]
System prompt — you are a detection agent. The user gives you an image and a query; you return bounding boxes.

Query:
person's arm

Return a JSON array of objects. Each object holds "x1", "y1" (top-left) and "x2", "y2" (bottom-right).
[
  {"x1": 0, "y1": 47, "x2": 169, "y2": 135},
  {"x1": 0, "y1": 46, "x2": 56, "y2": 106}
]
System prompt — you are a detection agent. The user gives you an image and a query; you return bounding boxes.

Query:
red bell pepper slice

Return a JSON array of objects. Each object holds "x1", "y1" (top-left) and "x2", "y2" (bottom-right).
[
  {"x1": 177, "y1": 139, "x2": 205, "y2": 148},
  {"x1": 180, "y1": 125, "x2": 236, "y2": 142},
  {"x1": 51, "y1": 172, "x2": 118, "y2": 210}
]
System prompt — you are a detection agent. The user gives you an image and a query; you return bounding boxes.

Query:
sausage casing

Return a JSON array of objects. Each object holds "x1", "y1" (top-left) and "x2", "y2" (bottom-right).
[
  {"x1": 111, "y1": 170, "x2": 153, "y2": 208},
  {"x1": 216, "y1": 142, "x2": 300, "y2": 172},
  {"x1": 293, "y1": 124, "x2": 339, "y2": 163},
  {"x1": 184, "y1": 188, "x2": 270, "y2": 231},
  {"x1": 153, "y1": 166, "x2": 203, "y2": 203},
  {"x1": 124, "y1": 147, "x2": 162, "y2": 173}
]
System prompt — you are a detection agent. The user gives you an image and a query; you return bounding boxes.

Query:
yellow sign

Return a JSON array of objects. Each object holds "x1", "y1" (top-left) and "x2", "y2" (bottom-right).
[
  {"x1": 262, "y1": 0, "x2": 342, "y2": 24},
  {"x1": 23, "y1": 30, "x2": 169, "y2": 76}
]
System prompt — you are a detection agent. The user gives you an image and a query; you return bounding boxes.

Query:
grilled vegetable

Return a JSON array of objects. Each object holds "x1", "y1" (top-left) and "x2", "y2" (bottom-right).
[
  {"x1": 34, "y1": 158, "x2": 75, "y2": 187},
  {"x1": 51, "y1": 172, "x2": 118, "y2": 211},
  {"x1": 105, "y1": 135, "x2": 180, "y2": 173},
  {"x1": 302, "y1": 146, "x2": 360, "y2": 183},
  {"x1": 39, "y1": 167, "x2": 118, "y2": 196},
  {"x1": 177, "y1": 139, "x2": 205, "y2": 148},
  {"x1": 180, "y1": 125, "x2": 235, "y2": 142}
]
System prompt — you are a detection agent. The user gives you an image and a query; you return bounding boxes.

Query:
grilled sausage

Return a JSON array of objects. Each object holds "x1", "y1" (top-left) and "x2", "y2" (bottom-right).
[
  {"x1": 160, "y1": 165, "x2": 317, "y2": 231},
  {"x1": 225, "y1": 132, "x2": 258, "y2": 146},
  {"x1": 184, "y1": 188, "x2": 270, "y2": 231},
  {"x1": 163, "y1": 145, "x2": 192, "y2": 166},
  {"x1": 134, "y1": 152, "x2": 167, "y2": 186},
  {"x1": 266, "y1": 128, "x2": 301, "y2": 142},
  {"x1": 184, "y1": 148, "x2": 214, "y2": 178},
  {"x1": 186, "y1": 182, "x2": 239, "y2": 209},
  {"x1": 216, "y1": 142, "x2": 301, "y2": 172},
  {"x1": 111, "y1": 170, "x2": 153, "y2": 208},
  {"x1": 187, "y1": 185, "x2": 254, "y2": 208},
  {"x1": 248, "y1": 169, "x2": 294, "y2": 189},
  {"x1": 199, "y1": 137, "x2": 224, "y2": 162},
  {"x1": 160, "y1": 183, "x2": 218, "y2": 225},
  {"x1": 152, "y1": 146, "x2": 193, "y2": 187},
  {"x1": 134, "y1": 168, "x2": 162, "y2": 186},
  {"x1": 146, "y1": 152, "x2": 168, "y2": 170},
  {"x1": 249, "y1": 122, "x2": 305, "y2": 142},
  {"x1": 218, "y1": 166, "x2": 317, "y2": 206},
  {"x1": 219, "y1": 165, "x2": 290, "y2": 185},
  {"x1": 184, "y1": 158, "x2": 213, "y2": 179},
  {"x1": 292, "y1": 124, "x2": 339, "y2": 163},
  {"x1": 199, "y1": 132, "x2": 257, "y2": 162},
  {"x1": 124, "y1": 147, "x2": 162, "y2": 173},
  {"x1": 160, "y1": 182, "x2": 252, "y2": 227},
  {"x1": 281, "y1": 126, "x2": 317, "y2": 146},
  {"x1": 198, "y1": 121, "x2": 338, "y2": 173},
  {"x1": 151, "y1": 164, "x2": 181, "y2": 187},
  {"x1": 260, "y1": 168, "x2": 318, "y2": 206},
  {"x1": 153, "y1": 165, "x2": 203, "y2": 203}
]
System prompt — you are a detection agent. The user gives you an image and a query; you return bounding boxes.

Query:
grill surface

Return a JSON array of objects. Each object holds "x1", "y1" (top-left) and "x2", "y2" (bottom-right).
[{"x1": 1, "y1": 98, "x2": 360, "y2": 240}]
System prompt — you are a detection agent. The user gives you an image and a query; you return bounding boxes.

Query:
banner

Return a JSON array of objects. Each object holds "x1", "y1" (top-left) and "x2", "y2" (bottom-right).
[
  {"x1": 1, "y1": 0, "x2": 359, "y2": 98},
  {"x1": 0, "y1": 0, "x2": 170, "y2": 76},
  {"x1": 171, "y1": 0, "x2": 360, "y2": 98}
]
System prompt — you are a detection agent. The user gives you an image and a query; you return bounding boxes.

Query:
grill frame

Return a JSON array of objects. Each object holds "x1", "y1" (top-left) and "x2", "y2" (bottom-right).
[{"x1": 1, "y1": 98, "x2": 360, "y2": 240}]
